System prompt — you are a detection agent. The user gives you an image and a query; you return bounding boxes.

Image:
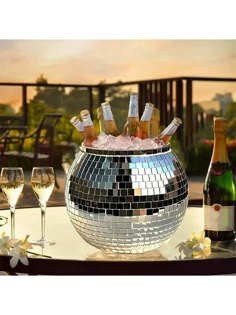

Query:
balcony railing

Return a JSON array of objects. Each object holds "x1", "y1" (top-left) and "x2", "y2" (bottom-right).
[{"x1": 1, "y1": 76, "x2": 236, "y2": 154}]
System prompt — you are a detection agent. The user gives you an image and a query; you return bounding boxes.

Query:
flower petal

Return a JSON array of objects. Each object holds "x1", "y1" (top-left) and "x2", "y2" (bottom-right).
[
  {"x1": 20, "y1": 255, "x2": 29, "y2": 266},
  {"x1": 192, "y1": 245, "x2": 204, "y2": 258},
  {"x1": 203, "y1": 237, "x2": 211, "y2": 248},
  {"x1": 183, "y1": 246, "x2": 192, "y2": 257},
  {"x1": 203, "y1": 247, "x2": 211, "y2": 257},
  {"x1": 10, "y1": 255, "x2": 19, "y2": 268},
  {"x1": 195, "y1": 231, "x2": 205, "y2": 243}
]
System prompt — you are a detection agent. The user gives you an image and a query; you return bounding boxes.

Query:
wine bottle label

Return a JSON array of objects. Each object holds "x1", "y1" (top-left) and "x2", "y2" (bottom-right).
[
  {"x1": 210, "y1": 162, "x2": 230, "y2": 176},
  {"x1": 204, "y1": 204, "x2": 235, "y2": 231}
]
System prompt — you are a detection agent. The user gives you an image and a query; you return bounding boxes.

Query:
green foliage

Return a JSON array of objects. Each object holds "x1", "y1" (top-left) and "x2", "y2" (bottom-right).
[
  {"x1": 0, "y1": 103, "x2": 15, "y2": 115},
  {"x1": 27, "y1": 101, "x2": 54, "y2": 130},
  {"x1": 109, "y1": 97, "x2": 130, "y2": 132},
  {"x1": 170, "y1": 136, "x2": 186, "y2": 168},
  {"x1": 186, "y1": 143, "x2": 212, "y2": 176},
  {"x1": 32, "y1": 87, "x2": 66, "y2": 110},
  {"x1": 193, "y1": 102, "x2": 204, "y2": 114},
  {"x1": 224, "y1": 102, "x2": 236, "y2": 121}
]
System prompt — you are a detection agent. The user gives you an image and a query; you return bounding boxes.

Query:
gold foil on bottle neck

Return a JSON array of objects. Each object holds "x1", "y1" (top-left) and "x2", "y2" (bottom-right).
[{"x1": 214, "y1": 117, "x2": 227, "y2": 133}]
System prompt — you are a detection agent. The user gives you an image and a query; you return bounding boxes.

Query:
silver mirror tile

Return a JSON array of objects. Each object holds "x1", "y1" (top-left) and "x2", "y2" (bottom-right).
[{"x1": 65, "y1": 146, "x2": 188, "y2": 254}]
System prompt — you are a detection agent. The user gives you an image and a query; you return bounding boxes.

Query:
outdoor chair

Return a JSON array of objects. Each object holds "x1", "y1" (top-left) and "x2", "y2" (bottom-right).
[
  {"x1": 0, "y1": 126, "x2": 28, "y2": 156},
  {"x1": 1, "y1": 113, "x2": 62, "y2": 187}
]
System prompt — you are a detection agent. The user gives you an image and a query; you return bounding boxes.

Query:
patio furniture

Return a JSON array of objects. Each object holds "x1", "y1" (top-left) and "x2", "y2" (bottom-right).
[
  {"x1": 0, "y1": 126, "x2": 28, "y2": 155},
  {"x1": 0, "y1": 114, "x2": 62, "y2": 187}
]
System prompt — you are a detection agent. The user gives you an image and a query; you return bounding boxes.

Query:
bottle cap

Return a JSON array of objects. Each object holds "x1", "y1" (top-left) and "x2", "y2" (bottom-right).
[
  {"x1": 101, "y1": 102, "x2": 110, "y2": 108},
  {"x1": 80, "y1": 109, "x2": 90, "y2": 119},
  {"x1": 145, "y1": 102, "x2": 154, "y2": 108},
  {"x1": 173, "y1": 117, "x2": 182, "y2": 126},
  {"x1": 70, "y1": 116, "x2": 78, "y2": 124}
]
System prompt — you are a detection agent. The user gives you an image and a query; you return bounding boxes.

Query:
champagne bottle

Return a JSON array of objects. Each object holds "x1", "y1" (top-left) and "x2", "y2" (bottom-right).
[
  {"x1": 203, "y1": 117, "x2": 236, "y2": 241},
  {"x1": 150, "y1": 107, "x2": 160, "y2": 138},
  {"x1": 156, "y1": 117, "x2": 182, "y2": 144},
  {"x1": 139, "y1": 102, "x2": 154, "y2": 139},
  {"x1": 123, "y1": 93, "x2": 140, "y2": 137},
  {"x1": 80, "y1": 109, "x2": 98, "y2": 147},
  {"x1": 101, "y1": 102, "x2": 120, "y2": 136},
  {"x1": 70, "y1": 116, "x2": 85, "y2": 137}
]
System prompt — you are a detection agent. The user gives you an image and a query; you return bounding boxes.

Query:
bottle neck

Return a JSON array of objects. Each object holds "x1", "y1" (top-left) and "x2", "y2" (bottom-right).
[
  {"x1": 70, "y1": 117, "x2": 84, "y2": 132},
  {"x1": 159, "y1": 118, "x2": 181, "y2": 140},
  {"x1": 97, "y1": 107, "x2": 105, "y2": 134},
  {"x1": 211, "y1": 131, "x2": 229, "y2": 163},
  {"x1": 81, "y1": 115, "x2": 93, "y2": 127},
  {"x1": 140, "y1": 106, "x2": 153, "y2": 122},
  {"x1": 128, "y1": 94, "x2": 139, "y2": 118},
  {"x1": 102, "y1": 105, "x2": 114, "y2": 121}
]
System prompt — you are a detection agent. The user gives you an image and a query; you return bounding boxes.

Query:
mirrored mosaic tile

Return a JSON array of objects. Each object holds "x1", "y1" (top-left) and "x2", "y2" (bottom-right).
[{"x1": 65, "y1": 146, "x2": 188, "y2": 254}]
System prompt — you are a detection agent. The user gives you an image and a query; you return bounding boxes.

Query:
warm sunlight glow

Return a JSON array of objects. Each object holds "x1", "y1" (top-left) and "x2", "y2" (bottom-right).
[{"x1": 0, "y1": 39, "x2": 236, "y2": 110}]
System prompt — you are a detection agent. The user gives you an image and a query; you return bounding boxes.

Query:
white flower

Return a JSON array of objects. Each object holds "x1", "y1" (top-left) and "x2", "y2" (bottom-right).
[
  {"x1": 176, "y1": 231, "x2": 211, "y2": 259},
  {"x1": 9, "y1": 235, "x2": 33, "y2": 268},
  {"x1": 0, "y1": 232, "x2": 16, "y2": 255}
]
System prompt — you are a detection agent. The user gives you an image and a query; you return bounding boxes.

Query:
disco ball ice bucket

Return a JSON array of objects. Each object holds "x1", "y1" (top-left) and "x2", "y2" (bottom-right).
[{"x1": 65, "y1": 144, "x2": 188, "y2": 254}]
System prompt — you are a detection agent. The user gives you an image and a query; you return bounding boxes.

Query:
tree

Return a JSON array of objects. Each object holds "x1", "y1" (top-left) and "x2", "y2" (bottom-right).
[
  {"x1": 66, "y1": 88, "x2": 98, "y2": 115},
  {"x1": 224, "y1": 102, "x2": 236, "y2": 122},
  {"x1": 30, "y1": 74, "x2": 66, "y2": 110},
  {"x1": 27, "y1": 101, "x2": 53, "y2": 130},
  {"x1": 0, "y1": 103, "x2": 15, "y2": 115}
]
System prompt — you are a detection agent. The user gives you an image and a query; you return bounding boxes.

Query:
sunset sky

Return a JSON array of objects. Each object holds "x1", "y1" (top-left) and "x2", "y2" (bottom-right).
[{"x1": 1, "y1": 39, "x2": 236, "y2": 110}]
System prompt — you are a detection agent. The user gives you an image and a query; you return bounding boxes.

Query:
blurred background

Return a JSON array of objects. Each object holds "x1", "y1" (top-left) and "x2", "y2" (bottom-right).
[{"x1": 1, "y1": 39, "x2": 236, "y2": 208}]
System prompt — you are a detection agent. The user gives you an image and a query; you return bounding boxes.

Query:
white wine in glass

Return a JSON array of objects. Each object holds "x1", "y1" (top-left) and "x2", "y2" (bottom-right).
[
  {"x1": 0, "y1": 167, "x2": 24, "y2": 238},
  {"x1": 31, "y1": 166, "x2": 55, "y2": 246}
]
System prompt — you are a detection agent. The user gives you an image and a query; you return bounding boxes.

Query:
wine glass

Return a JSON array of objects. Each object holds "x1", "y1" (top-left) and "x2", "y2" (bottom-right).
[
  {"x1": 0, "y1": 167, "x2": 24, "y2": 238},
  {"x1": 31, "y1": 166, "x2": 55, "y2": 246}
]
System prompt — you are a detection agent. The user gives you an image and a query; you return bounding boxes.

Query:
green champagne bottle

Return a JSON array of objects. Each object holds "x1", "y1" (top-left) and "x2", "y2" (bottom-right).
[{"x1": 203, "y1": 117, "x2": 236, "y2": 241}]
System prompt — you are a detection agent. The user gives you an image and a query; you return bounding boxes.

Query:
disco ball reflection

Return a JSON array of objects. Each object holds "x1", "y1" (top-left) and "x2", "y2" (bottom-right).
[{"x1": 65, "y1": 144, "x2": 188, "y2": 254}]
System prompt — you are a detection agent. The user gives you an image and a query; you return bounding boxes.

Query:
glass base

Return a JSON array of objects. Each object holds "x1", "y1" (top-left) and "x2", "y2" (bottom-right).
[{"x1": 31, "y1": 238, "x2": 56, "y2": 247}]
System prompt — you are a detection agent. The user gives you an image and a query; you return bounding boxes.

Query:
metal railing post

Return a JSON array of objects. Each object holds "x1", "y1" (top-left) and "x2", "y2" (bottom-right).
[
  {"x1": 98, "y1": 85, "x2": 106, "y2": 105},
  {"x1": 22, "y1": 84, "x2": 27, "y2": 125},
  {"x1": 175, "y1": 79, "x2": 184, "y2": 150},
  {"x1": 185, "y1": 79, "x2": 193, "y2": 149},
  {"x1": 88, "y1": 87, "x2": 93, "y2": 120},
  {"x1": 138, "y1": 82, "x2": 145, "y2": 116}
]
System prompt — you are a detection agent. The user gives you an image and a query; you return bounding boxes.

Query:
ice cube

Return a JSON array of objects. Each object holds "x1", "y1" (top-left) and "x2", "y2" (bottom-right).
[
  {"x1": 140, "y1": 138, "x2": 158, "y2": 150},
  {"x1": 91, "y1": 134, "x2": 164, "y2": 151},
  {"x1": 92, "y1": 134, "x2": 109, "y2": 148}
]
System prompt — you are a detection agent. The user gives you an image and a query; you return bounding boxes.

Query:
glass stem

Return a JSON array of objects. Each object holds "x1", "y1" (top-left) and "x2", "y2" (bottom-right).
[
  {"x1": 40, "y1": 203, "x2": 47, "y2": 241},
  {"x1": 10, "y1": 206, "x2": 15, "y2": 239}
]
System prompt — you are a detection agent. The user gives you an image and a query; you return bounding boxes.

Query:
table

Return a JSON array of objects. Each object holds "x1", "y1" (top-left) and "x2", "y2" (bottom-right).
[{"x1": 0, "y1": 206, "x2": 236, "y2": 275}]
